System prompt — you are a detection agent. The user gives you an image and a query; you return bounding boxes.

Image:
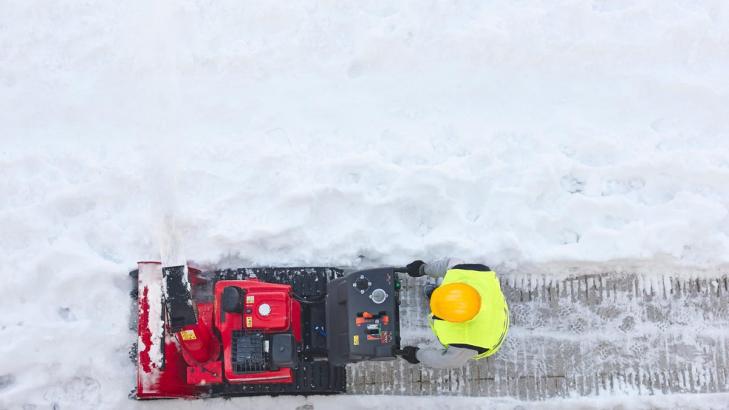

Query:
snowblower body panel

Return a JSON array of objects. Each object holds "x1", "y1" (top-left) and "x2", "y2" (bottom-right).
[{"x1": 133, "y1": 262, "x2": 399, "y2": 399}]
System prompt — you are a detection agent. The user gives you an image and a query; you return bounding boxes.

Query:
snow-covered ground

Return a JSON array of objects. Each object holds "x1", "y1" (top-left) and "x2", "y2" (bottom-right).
[{"x1": 1, "y1": 1, "x2": 729, "y2": 409}]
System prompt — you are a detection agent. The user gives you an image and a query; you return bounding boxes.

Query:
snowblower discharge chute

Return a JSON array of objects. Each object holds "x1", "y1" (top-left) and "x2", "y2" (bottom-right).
[{"x1": 131, "y1": 262, "x2": 401, "y2": 399}]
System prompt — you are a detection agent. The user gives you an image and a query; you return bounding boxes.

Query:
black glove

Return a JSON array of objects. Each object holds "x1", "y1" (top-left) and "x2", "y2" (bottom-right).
[
  {"x1": 406, "y1": 260, "x2": 425, "y2": 278},
  {"x1": 394, "y1": 346, "x2": 420, "y2": 364}
]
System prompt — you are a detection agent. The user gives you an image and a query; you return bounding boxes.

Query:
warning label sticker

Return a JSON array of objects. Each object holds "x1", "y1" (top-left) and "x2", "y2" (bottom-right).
[
  {"x1": 246, "y1": 316, "x2": 253, "y2": 328},
  {"x1": 353, "y1": 335, "x2": 359, "y2": 346},
  {"x1": 246, "y1": 295, "x2": 255, "y2": 304},
  {"x1": 180, "y1": 329, "x2": 197, "y2": 341}
]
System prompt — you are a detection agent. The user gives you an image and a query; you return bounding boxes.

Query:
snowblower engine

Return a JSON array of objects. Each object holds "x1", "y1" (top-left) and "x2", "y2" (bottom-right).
[{"x1": 132, "y1": 263, "x2": 401, "y2": 399}]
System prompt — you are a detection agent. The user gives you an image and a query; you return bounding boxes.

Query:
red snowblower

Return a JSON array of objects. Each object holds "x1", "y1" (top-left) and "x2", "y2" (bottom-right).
[{"x1": 130, "y1": 262, "x2": 402, "y2": 399}]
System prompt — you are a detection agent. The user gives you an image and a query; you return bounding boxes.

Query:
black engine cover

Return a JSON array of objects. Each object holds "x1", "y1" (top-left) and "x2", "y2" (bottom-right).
[{"x1": 231, "y1": 332, "x2": 268, "y2": 373}]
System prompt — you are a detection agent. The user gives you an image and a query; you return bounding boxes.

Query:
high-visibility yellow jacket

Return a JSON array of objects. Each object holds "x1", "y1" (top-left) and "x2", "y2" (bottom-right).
[{"x1": 429, "y1": 264, "x2": 510, "y2": 358}]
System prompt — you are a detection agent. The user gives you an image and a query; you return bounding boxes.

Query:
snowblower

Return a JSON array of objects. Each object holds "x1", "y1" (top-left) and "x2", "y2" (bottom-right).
[{"x1": 130, "y1": 262, "x2": 402, "y2": 399}]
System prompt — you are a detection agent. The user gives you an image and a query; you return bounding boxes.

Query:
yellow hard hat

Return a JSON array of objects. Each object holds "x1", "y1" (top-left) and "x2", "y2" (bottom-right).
[{"x1": 430, "y1": 283, "x2": 481, "y2": 323}]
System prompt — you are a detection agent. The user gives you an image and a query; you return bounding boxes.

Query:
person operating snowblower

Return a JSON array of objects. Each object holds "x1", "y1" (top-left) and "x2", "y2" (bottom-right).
[{"x1": 394, "y1": 258, "x2": 510, "y2": 369}]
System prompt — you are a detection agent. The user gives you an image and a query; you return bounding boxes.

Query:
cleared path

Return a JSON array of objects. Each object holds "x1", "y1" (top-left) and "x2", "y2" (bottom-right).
[{"x1": 347, "y1": 271, "x2": 729, "y2": 399}]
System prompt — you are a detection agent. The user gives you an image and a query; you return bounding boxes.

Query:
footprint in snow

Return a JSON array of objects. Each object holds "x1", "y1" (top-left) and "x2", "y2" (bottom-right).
[
  {"x1": 0, "y1": 374, "x2": 15, "y2": 390},
  {"x1": 560, "y1": 174, "x2": 586, "y2": 194},
  {"x1": 57, "y1": 307, "x2": 76, "y2": 322}
]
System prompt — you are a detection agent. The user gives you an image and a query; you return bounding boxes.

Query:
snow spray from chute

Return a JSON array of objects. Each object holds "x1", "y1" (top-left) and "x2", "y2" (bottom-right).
[{"x1": 158, "y1": 214, "x2": 186, "y2": 268}]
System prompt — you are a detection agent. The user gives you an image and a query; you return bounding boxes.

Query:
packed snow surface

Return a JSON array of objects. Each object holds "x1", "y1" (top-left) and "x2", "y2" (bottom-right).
[{"x1": 1, "y1": 0, "x2": 729, "y2": 409}]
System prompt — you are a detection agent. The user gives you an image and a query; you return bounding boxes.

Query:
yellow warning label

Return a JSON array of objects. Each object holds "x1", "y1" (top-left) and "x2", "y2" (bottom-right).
[
  {"x1": 246, "y1": 316, "x2": 253, "y2": 328},
  {"x1": 246, "y1": 295, "x2": 255, "y2": 304},
  {"x1": 180, "y1": 330, "x2": 197, "y2": 341},
  {"x1": 353, "y1": 335, "x2": 359, "y2": 346}
]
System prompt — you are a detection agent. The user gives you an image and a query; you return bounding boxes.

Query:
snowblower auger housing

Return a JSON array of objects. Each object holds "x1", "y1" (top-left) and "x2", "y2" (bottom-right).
[{"x1": 132, "y1": 262, "x2": 401, "y2": 399}]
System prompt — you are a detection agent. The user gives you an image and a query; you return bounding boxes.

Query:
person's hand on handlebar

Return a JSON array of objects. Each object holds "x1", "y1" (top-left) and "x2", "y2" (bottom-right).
[
  {"x1": 393, "y1": 346, "x2": 420, "y2": 364},
  {"x1": 405, "y1": 260, "x2": 425, "y2": 277}
]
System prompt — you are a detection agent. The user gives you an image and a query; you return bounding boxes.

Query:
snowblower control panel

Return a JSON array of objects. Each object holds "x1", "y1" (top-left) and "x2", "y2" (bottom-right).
[{"x1": 325, "y1": 268, "x2": 401, "y2": 365}]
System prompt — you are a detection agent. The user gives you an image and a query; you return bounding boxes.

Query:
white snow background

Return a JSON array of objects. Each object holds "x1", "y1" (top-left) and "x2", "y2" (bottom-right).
[{"x1": 1, "y1": 0, "x2": 729, "y2": 409}]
